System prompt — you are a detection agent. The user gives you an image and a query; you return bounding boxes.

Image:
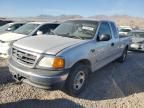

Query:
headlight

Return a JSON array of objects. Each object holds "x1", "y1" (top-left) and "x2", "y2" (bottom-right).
[{"x1": 37, "y1": 56, "x2": 65, "y2": 69}]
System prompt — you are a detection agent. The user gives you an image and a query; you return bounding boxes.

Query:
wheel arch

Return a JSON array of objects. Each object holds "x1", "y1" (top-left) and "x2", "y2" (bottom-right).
[{"x1": 70, "y1": 59, "x2": 92, "y2": 73}]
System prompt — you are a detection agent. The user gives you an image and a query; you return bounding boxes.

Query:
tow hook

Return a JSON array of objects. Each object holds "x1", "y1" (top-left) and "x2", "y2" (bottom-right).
[{"x1": 13, "y1": 74, "x2": 24, "y2": 84}]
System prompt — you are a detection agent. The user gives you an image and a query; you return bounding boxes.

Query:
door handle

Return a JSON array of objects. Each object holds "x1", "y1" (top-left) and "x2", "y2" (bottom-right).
[
  {"x1": 111, "y1": 43, "x2": 114, "y2": 46},
  {"x1": 91, "y1": 49, "x2": 95, "y2": 53}
]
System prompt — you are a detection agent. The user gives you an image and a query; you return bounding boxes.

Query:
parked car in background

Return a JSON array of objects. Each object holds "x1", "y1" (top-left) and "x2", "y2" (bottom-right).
[
  {"x1": 0, "y1": 22, "x2": 25, "y2": 34},
  {"x1": 8, "y1": 19, "x2": 130, "y2": 96},
  {"x1": 129, "y1": 30, "x2": 144, "y2": 51},
  {"x1": 0, "y1": 20, "x2": 12, "y2": 27},
  {"x1": 119, "y1": 26, "x2": 132, "y2": 36},
  {"x1": 0, "y1": 22, "x2": 59, "y2": 58}
]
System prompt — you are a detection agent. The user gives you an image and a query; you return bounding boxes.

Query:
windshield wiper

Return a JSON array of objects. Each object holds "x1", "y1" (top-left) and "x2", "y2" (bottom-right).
[
  {"x1": 54, "y1": 33, "x2": 83, "y2": 39},
  {"x1": 56, "y1": 33, "x2": 69, "y2": 37},
  {"x1": 69, "y1": 35, "x2": 83, "y2": 39}
]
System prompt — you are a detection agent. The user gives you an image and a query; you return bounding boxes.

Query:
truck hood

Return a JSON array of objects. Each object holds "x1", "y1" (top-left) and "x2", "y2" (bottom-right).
[
  {"x1": 0, "y1": 32, "x2": 27, "y2": 42},
  {"x1": 13, "y1": 35, "x2": 85, "y2": 55},
  {"x1": 0, "y1": 31, "x2": 9, "y2": 35}
]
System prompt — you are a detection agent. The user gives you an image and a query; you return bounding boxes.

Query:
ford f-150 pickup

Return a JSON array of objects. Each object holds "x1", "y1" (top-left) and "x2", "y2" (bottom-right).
[{"x1": 8, "y1": 19, "x2": 131, "y2": 96}]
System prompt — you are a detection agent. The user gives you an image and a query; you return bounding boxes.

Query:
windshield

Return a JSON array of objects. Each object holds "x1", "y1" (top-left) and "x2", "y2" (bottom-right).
[
  {"x1": 53, "y1": 20, "x2": 98, "y2": 39},
  {"x1": 0, "y1": 23, "x2": 12, "y2": 32},
  {"x1": 128, "y1": 32, "x2": 144, "y2": 38},
  {"x1": 14, "y1": 23, "x2": 40, "y2": 35}
]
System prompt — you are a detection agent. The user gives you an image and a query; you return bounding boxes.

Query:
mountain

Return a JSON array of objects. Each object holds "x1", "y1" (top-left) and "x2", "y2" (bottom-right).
[
  {"x1": 1, "y1": 15, "x2": 144, "y2": 28},
  {"x1": 90, "y1": 15, "x2": 144, "y2": 28},
  {"x1": 5, "y1": 15, "x2": 83, "y2": 22}
]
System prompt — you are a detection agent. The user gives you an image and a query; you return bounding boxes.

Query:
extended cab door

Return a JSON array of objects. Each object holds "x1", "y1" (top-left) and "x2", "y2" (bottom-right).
[
  {"x1": 92, "y1": 22, "x2": 116, "y2": 70},
  {"x1": 109, "y1": 22, "x2": 122, "y2": 57}
]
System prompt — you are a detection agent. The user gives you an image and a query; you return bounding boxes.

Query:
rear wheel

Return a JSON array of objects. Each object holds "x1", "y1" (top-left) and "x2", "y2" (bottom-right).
[
  {"x1": 118, "y1": 47, "x2": 128, "y2": 63},
  {"x1": 65, "y1": 64, "x2": 89, "y2": 96}
]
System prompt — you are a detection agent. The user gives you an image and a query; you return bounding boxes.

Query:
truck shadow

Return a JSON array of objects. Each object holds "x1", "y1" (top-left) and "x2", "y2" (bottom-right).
[
  {"x1": 0, "y1": 98, "x2": 83, "y2": 108},
  {"x1": 78, "y1": 51, "x2": 144, "y2": 100},
  {"x1": 0, "y1": 58, "x2": 15, "y2": 85},
  {"x1": 0, "y1": 66, "x2": 14, "y2": 85}
]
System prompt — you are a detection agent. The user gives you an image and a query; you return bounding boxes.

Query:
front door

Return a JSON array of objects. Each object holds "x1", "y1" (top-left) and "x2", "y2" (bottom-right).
[{"x1": 93, "y1": 22, "x2": 115, "y2": 71}]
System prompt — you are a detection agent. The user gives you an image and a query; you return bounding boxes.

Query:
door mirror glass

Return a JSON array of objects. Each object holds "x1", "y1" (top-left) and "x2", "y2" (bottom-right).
[
  {"x1": 98, "y1": 34, "x2": 111, "y2": 41},
  {"x1": 36, "y1": 31, "x2": 43, "y2": 35},
  {"x1": 7, "y1": 27, "x2": 12, "y2": 31}
]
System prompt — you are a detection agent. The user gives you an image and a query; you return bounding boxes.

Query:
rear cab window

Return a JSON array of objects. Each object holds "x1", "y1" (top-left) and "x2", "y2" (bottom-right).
[{"x1": 110, "y1": 22, "x2": 119, "y2": 38}]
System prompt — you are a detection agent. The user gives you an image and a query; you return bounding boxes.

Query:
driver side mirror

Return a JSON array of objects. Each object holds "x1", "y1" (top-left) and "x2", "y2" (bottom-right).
[
  {"x1": 97, "y1": 34, "x2": 111, "y2": 41},
  {"x1": 36, "y1": 31, "x2": 43, "y2": 35}
]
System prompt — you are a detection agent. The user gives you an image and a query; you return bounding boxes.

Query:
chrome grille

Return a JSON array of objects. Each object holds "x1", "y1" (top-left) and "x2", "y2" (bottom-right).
[{"x1": 12, "y1": 48, "x2": 37, "y2": 66}]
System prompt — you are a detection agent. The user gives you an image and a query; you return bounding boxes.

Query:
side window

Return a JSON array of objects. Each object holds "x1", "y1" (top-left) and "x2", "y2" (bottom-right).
[
  {"x1": 51, "y1": 24, "x2": 59, "y2": 29},
  {"x1": 14, "y1": 24, "x2": 23, "y2": 29},
  {"x1": 36, "y1": 24, "x2": 59, "y2": 35},
  {"x1": 8, "y1": 24, "x2": 23, "y2": 31},
  {"x1": 98, "y1": 22, "x2": 112, "y2": 37},
  {"x1": 110, "y1": 22, "x2": 119, "y2": 38},
  {"x1": 38, "y1": 24, "x2": 50, "y2": 34},
  {"x1": 47, "y1": 24, "x2": 59, "y2": 32}
]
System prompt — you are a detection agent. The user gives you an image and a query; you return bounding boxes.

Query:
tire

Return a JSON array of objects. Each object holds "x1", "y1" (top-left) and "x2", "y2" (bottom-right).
[
  {"x1": 117, "y1": 47, "x2": 128, "y2": 63},
  {"x1": 65, "y1": 64, "x2": 89, "y2": 96}
]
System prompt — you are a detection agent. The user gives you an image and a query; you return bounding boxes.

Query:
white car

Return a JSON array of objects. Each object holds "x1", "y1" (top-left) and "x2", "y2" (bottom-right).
[
  {"x1": 0, "y1": 22, "x2": 25, "y2": 34},
  {"x1": 0, "y1": 22, "x2": 59, "y2": 58},
  {"x1": 119, "y1": 26, "x2": 132, "y2": 36},
  {"x1": 129, "y1": 30, "x2": 144, "y2": 51}
]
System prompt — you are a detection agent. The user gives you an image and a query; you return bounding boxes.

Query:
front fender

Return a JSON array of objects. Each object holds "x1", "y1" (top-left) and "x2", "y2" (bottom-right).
[{"x1": 57, "y1": 40, "x2": 96, "y2": 70}]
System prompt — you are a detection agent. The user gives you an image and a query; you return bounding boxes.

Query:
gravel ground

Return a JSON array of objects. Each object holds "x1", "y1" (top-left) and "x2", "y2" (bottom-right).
[{"x1": 0, "y1": 52, "x2": 144, "y2": 108}]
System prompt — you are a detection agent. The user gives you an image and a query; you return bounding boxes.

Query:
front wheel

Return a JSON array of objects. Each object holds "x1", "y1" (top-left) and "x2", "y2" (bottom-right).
[
  {"x1": 65, "y1": 64, "x2": 89, "y2": 96},
  {"x1": 117, "y1": 47, "x2": 128, "y2": 63}
]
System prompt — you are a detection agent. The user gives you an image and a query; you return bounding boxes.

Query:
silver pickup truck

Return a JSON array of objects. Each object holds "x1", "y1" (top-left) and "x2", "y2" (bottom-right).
[{"x1": 8, "y1": 19, "x2": 130, "y2": 96}]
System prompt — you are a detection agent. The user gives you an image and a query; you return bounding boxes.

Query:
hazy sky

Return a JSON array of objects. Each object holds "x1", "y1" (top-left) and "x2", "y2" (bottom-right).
[{"x1": 0, "y1": 0, "x2": 144, "y2": 17}]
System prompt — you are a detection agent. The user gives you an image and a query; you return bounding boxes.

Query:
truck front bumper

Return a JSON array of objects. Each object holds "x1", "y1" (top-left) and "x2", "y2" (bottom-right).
[{"x1": 8, "y1": 58, "x2": 69, "y2": 89}]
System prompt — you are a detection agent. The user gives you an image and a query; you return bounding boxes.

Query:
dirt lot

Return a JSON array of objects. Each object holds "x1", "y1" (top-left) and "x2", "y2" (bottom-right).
[{"x1": 0, "y1": 52, "x2": 144, "y2": 108}]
